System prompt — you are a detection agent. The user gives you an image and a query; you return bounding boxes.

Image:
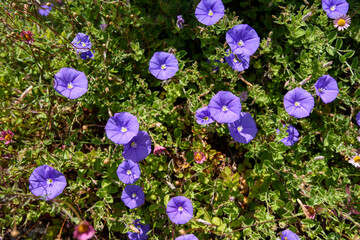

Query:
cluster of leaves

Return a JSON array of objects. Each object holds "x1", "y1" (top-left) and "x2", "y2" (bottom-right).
[{"x1": 0, "y1": 0, "x2": 360, "y2": 239}]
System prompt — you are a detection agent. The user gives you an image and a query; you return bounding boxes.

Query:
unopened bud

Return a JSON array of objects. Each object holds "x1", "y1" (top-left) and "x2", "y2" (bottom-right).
[
  {"x1": 46, "y1": 2, "x2": 52, "y2": 6},
  {"x1": 105, "y1": 87, "x2": 109, "y2": 93},
  {"x1": 12, "y1": 3, "x2": 16, "y2": 7},
  {"x1": 102, "y1": 43, "x2": 106, "y2": 48},
  {"x1": 104, "y1": 158, "x2": 109, "y2": 164},
  {"x1": 314, "y1": 156, "x2": 325, "y2": 160},
  {"x1": 10, "y1": 229, "x2": 20, "y2": 238},
  {"x1": 73, "y1": 12, "x2": 77, "y2": 17},
  {"x1": 87, "y1": 22, "x2": 91, "y2": 26},
  {"x1": 322, "y1": 61, "x2": 333, "y2": 68},
  {"x1": 82, "y1": 125, "x2": 88, "y2": 131},
  {"x1": 108, "y1": 77, "x2": 113, "y2": 81},
  {"x1": 302, "y1": 11, "x2": 313, "y2": 21},
  {"x1": 179, "y1": 229, "x2": 186, "y2": 235}
]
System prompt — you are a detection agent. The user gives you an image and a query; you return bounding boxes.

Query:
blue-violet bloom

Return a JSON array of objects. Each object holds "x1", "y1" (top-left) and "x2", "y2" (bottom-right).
[
  {"x1": 39, "y1": 4, "x2": 52, "y2": 16},
  {"x1": 281, "y1": 229, "x2": 301, "y2": 240},
  {"x1": 208, "y1": 91, "x2": 242, "y2": 124},
  {"x1": 100, "y1": 24, "x2": 108, "y2": 31},
  {"x1": 121, "y1": 185, "x2": 145, "y2": 209},
  {"x1": 195, "y1": 0, "x2": 225, "y2": 26},
  {"x1": 80, "y1": 50, "x2": 94, "y2": 60},
  {"x1": 176, "y1": 15, "x2": 184, "y2": 29},
  {"x1": 149, "y1": 52, "x2": 179, "y2": 80},
  {"x1": 71, "y1": 33, "x2": 92, "y2": 53},
  {"x1": 283, "y1": 87, "x2": 314, "y2": 119},
  {"x1": 195, "y1": 106, "x2": 215, "y2": 125},
  {"x1": 356, "y1": 112, "x2": 360, "y2": 126},
  {"x1": 322, "y1": 0, "x2": 349, "y2": 19},
  {"x1": 105, "y1": 112, "x2": 139, "y2": 145},
  {"x1": 54, "y1": 68, "x2": 88, "y2": 99},
  {"x1": 166, "y1": 196, "x2": 193, "y2": 224},
  {"x1": 226, "y1": 24, "x2": 260, "y2": 56},
  {"x1": 228, "y1": 112, "x2": 257, "y2": 144},
  {"x1": 176, "y1": 234, "x2": 198, "y2": 240},
  {"x1": 117, "y1": 160, "x2": 141, "y2": 184},
  {"x1": 224, "y1": 50, "x2": 250, "y2": 72},
  {"x1": 127, "y1": 219, "x2": 150, "y2": 240},
  {"x1": 122, "y1": 131, "x2": 152, "y2": 163},
  {"x1": 29, "y1": 165, "x2": 67, "y2": 201},
  {"x1": 277, "y1": 124, "x2": 299, "y2": 147},
  {"x1": 314, "y1": 75, "x2": 339, "y2": 104}
]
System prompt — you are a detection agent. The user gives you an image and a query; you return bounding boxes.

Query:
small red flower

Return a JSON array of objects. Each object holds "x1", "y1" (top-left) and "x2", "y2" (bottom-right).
[
  {"x1": 194, "y1": 151, "x2": 206, "y2": 164},
  {"x1": 154, "y1": 145, "x2": 166, "y2": 155},
  {"x1": 0, "y1": 130, "x2": 14, "y2": 144},
  {"x1": 73, "y1": 221, "x2": 95, "y2": 240},
  {"x1": 20, "y1": 31, "x2": 34, "y2": 44}
]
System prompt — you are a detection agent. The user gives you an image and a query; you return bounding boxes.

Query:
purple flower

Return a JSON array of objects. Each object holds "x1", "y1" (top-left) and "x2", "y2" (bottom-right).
[
  {"x1": 122, "y1": 131, "x2": 152, "y2": 163},
  {"x1": 176, "y1": 15, "x2": 184, "y2": 29},
  {"x1": 322, "y1": 0, "x2": 349, "y2": 19},
  {"x1": 117, "y1": 160, "x2": 141, "y2": 184},
  {"x1": 105, "y1": 112, "x2": 139, "y2": 145},
  {"x1": 0, "y1": 130, "x2": 14, "y2": 144},
  {"x1": 166, "y1": 196, "x2": 193, "y2": 224},
  {"x1": 121, "y1": 185, "x2": 145, "y2": 209},
  {"x1": 226, "y1": 24, "x2": 260, "y2": 56},
  {"x1": 20, "y1": 31, "x2": 34, "y2": 44},
  {"x1": 176, "y1": 234, "x2": 198, "y2": 240},
  {"x1": 73, "y1": 221, "x2": 95, "y2": 240},
  {"x1": 71, "y1": 33, "x2": 92, "y2": 53},
  {"x1": 127, "y1": 219, "x2": 150, "y2": 240},
  {"x1": 100, "y1": 24, "x2": 108, "y2": 31},
  {"x1": 195, "y1": 106, "x2": 215, "y2": 125},
  {"x1": 208, "y1": 91, "x2": 242, "y2": 124},
  {"x1": 29, "y1": 165, "x2": 67, "y2": 201},
  {"x1": 357, "y1": 112, "x2": 360, "y2": 126},
  {"x1": 195, "y1": 0, "x2": 225, "y2": 26},
  {"x1": 206, "y1": 59, "x2": 222, "y2": 71},
  {"x1": 281, "y1": 229, "x2": 300, "y2": 240},
  {"x1": 149, "y1": 52, "x2": 179, "y2": 80},
  {"x1": 314, "y1": 75, "x2": 339, "y2": 104},
  {"x1": 283, "y1": 87, "x2": 314, "y2": 119},
  {"x1": 228, "y1": 112, "x2": 258, "y2": 144},
  {"x1": 39, "y1": 4, "x2": 52, "y2": 16},
  {"x1": 194, "y1": 151, "x2": 206, "y2": 164},
  {"x1": 80, "y1": 50, "x2": 94, "y2": 60},
  {"x1": 277, "y1": 124, "x2": 299, "y2": 147},
  {"x1": 224, "y1": 50, "x2": 250, "y2": 72},
  {"x1": 54, "y1": 68, "x2": 88, "y2": 99}
]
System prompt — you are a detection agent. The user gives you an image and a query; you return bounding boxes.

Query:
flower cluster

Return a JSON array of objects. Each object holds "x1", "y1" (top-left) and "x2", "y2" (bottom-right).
[
  {"x1": 196, "y1": 91, "x2": 258, "y2": 144},
  {"x1": 71, "y1": 33, "x2": 94, "y2": 60},
  {"x1": 322, "y1": 0, "x2": 351, "y2": 31}
]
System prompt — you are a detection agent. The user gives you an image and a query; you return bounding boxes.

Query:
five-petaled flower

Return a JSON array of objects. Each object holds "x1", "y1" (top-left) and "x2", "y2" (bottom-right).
[
  {"x1": 281, "y1": 229, "x2": 301, "y2": 240},
  {"x1": 20, "y1": 31, "x2": 34, "y2": 44},
  {"x1": 333, "y1": 14, "x2": 351, "y2": 31},
  {"x1": 314, "y1": 75, "x2": 339, "y2": 104},
  {"x1": 105, "y1": 112, "x2": 139, "y2": 145},
  {"x1": 195, "y1": 106, "x2": 215, "y2": 125},
  {"x1": 71, "y1": 33, "x2": 92, "y2": 53},
  {"x1": 121, "y1": 185, "x2": 145, "y2": 209},
  {"x1": 283, "y1": 87, "x2": 314, "y2": 119},
  {"x1": 195, "y1": 0, "x2": 225, "y2": 26},
  {"x1": 122, "y1": 131, "x2": 152, "y2": 163},
  {"x1": 127, "y1": 219, "x2": 150, "y2": 240},
  {"x1": 166, "y1": 196, "x2": 193, "y2": 224},
  {"x1": 226, "y1": 24, "x2": 260, "y2": 56},
  {"x1": 277, "y1": 124, "x2": 299, "y2": 147},
  {"x1": 39, "y1": 3, "x2": 52, "y2": 16},
  {"x1": 194, "y1": 151, "x2": 206, "y2": 164},
  {"x1": 0, "y1": 130, "x2": 14, "y2": 144},
  {"x1": 53, "y1": 68, "x2": 88, "y2": 99},
  {"x1": 208, "y1": 91, "x2": 242, "y2": 124},
  {"x1": 117, "y1": 160, "x2": 141, "y2": 184},
  {"x1": 176, "y1": 234, "x2": 199, "y2": 240},
  {"x1": 149, "y1": 52, "x2": 179, "y2": 80},
  {"x1": 228, "y1": 112, "x2": 258, "y2": 144},
  {"x1": 73, "y1": 221, "x2": 95, "y2": 240},
  {"x1": 29, "y1": 165, "x2": 67, "y2": 201},
  {"x1": 322, "y1": 0, "x2": 349, "y2": 19},
  {"x1": 224, "y1": 50, "x2": 250, "y2": 72}
]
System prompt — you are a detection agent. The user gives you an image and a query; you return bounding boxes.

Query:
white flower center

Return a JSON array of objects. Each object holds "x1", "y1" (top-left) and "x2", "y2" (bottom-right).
[
  {"x1": 121, "y1": 127, "x2": 127, "y2": 133},
  {"x1": 132, "y1": 193, "x2": 137, "y2": 198},
  {"x1": 47, "y1": 178, "x2": 53, "y2": 185},
  {"x1": 294, "y1": 101, "x2": 300, "y2": 107},
  {"x1": 131, "y1": 142, "x2": 137, "y2": 148},
  {"x1": 208, "y1": 9, "x2": 214, "y2": 16},
  {"x1": 222, "y1": 106, "x2": 228, "y2": 112},
  {"x1": 233, "y1": 58, "x2": 238, "y2": 63},
  {"x1": 81, "y1": 42, "x2": 86, "y2": 47},
  {"x1": 126, "y1": 170, "x2": 132, "y2": 175},
  {"x1": 330, "y1": 5, "x2": 336, "y2": 11},
  {"x1": 318, "y1": 88, "x2": 324, "y2": 93},
  {"x1": 178, "y1": 206, "x2": 183, "y2": 211},
  {"x1": 161, "y1": 64, "x2": 166, "y2": 70},
  {"x1": 237, "y1": 40, "x2": 244, "y2": 47},
  {"x1": 237, "y1": 126, "x2": 243, "y2": 132},
  {"x1": 67, "y1": 82, "x2": 74, "y2": 89}
]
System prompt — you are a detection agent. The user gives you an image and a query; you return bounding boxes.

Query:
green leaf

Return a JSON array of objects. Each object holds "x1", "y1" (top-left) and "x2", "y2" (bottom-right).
[
  {"x1": 212, "y1": 217, "x2": 222, "y2": 226},
  {"x1": 344, "y1": 50, "x2": 355, "y2": 59},
  {"x1": 351, "y1": 57, "x2": 359, "y2": 69},
  {"x1": 335, "y1": 38, "x2": 343, "y2": 49},
  {"x1": 294, "y1": 29, "x2": 306, "y2": 38},
  {"x1": 327, "y1": 31, "x2": 337, "y2": 43}
]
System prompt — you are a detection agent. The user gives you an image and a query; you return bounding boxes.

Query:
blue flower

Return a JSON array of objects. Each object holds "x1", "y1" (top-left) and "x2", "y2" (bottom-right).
[
  {"x1": 176, "y1": 15, "x2": 184, "y2": 29},
  {"x1": 224, "y1": 50, "x2": 250, "y2": 72},
  {"x1": 39, "y1": 4, "x2": 52, "y2": 16},
  {"x1": 195, "y1": 0, "x2": 225, "y2": 26},
  {"x1": 226, "y1": 24, "x2": 260, "y2": 56},
  {"x1": 195, "y1": 106, "x2": 215, "y2": 125},
  {"x1": 122, "y1": 131, "x2": 152, "y2": 163},
  {"x1": 80, "y1": 50, "x2": 94, "y2": 60},
  {"x1": 208, "y1": 91, "x2": 242, "y2": 124},
  {"x1": 228, "y1": 112, "x2": 257, "y2": 144},
  {"x1": 149, "y1": 52, "x2": 179, "y2": 80},
  {"x1": 322, "y1": 0, "x2": 349, "y2": 19},
  {"x1": 71, "y1": 33, "x2": 92, "y2": 53},
  {"x1": 277, "y1": 124, "x2": 299, "y2": 147},
  {"x1": 117, "y1": 160, "x2": 141, "y2": 184}
]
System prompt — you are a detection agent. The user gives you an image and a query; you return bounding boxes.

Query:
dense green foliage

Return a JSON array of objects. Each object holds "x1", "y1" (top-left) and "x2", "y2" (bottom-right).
[{"x1": 1, "y1": 0, "x2": 360, "y2": 239}]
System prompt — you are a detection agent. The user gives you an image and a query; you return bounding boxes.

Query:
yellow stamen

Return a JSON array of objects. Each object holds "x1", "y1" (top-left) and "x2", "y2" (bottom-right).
[
  {"x1": 354, "y1": 156, "x2": 360, "y2": 163},
  {"x1": 5, "y1": 134, "x2": 12, "y2": 141},
  {"x1": 337, "y1": 19, "x2": 346, "y2": 27},
  {"x1": 194, "y1": 153, "x2": 202, "y2": 161},
  {"x1": 78, "y1": 223, "x2": 89, "y2": 233},
  {"x1": 208, "y1": 9, "x2": 214, "y2": 16}
]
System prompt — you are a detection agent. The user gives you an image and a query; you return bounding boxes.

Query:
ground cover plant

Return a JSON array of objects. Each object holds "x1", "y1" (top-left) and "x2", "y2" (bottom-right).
[{"x1": 0, "y1": 0, "x2": 360, "y2": 239}]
